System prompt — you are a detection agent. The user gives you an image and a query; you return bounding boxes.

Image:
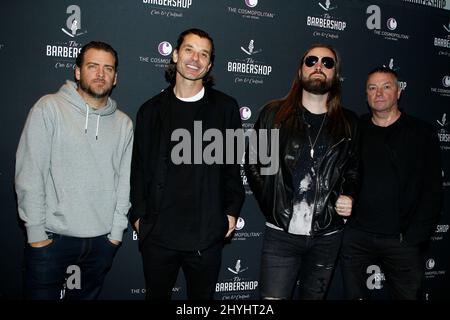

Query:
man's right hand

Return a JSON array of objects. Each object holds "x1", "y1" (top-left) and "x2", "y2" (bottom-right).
[
  {"x1": 29, "y1": 239, "x2": 53, "y2": 248},
  {"x1": 134, "y1": 219, "x2": 140, "y2": 233}
]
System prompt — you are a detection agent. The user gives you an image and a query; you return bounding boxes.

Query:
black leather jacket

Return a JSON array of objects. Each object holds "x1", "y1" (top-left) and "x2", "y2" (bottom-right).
[{"x1": 244, "y1": 105, "x2": 360, "y2": 236}]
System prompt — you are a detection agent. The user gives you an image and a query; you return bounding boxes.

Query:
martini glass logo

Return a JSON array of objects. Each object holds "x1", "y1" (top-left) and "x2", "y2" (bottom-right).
[
  {"x1": 444, "y1": 21, "x2": 450, "y2": 33},
  {"x1": 158, "y1": 41, "x2": 173, "y2": 56},
  {"x1": 319, "y1": 0, "x2": 337, "y2": 11},
  {"x1": 387, "y1": 18, "x2": 397, "y2": 31},
  {"x1": 245, "y1": 0, "x2": 258, "y2": 8},
  {"x1": 240, "y1": 107, "x2": 252, "y2": 121},
  {"x1": 383, "y1": 58, "x2": 399, "y2": 71},
  {"x1": 227, "y1": 259, "x2": 248, "y2": 274},
  {"x1": 437, "y1": 113, "x2": 447, "y2": 127},
  {"x1": 241, "y1": 40, "x2": 262, "y2": 56}
]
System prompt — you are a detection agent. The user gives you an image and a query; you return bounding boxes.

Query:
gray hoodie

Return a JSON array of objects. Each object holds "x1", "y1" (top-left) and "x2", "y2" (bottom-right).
[{"x1": 15, "y1": 80, "x2": 133, "y2": 243}]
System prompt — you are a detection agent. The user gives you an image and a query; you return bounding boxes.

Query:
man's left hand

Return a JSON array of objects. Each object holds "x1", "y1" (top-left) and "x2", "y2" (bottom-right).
[
  {"x1": 225, "y1": 215, "x2": 236, "y2": 238},
  {"x1": 335, "y1": 195, "x2": 353, "y2": 217}
]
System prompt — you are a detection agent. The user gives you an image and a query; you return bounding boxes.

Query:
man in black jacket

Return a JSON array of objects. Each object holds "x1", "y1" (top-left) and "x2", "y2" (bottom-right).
[
  {"x1": 244, "y1": 44, "x2": 359, "y2": 299},
  {"x1": 340, "y1": 67, "x2": 442, "y2": 300},
  {"x1": 130, "y1": 28, "x2": 245, "y2": 300}
]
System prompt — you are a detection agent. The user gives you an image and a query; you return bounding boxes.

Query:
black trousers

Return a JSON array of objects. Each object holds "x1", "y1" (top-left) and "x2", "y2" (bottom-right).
[
  {"x1": 340, "y1": 227, "x2": 425, "y2": 300},
  {"x1": 141, "y1": 241, "x2": 222, "y2": 300}
]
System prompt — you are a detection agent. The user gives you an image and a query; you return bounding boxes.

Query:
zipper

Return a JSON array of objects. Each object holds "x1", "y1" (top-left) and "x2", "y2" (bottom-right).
[{"x1": 310, "y1": 137, "x2": 346, "y2": 235}]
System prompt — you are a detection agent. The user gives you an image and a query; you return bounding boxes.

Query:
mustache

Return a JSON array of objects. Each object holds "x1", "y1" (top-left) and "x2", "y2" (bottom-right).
[{"x1": 310, "y1": 71, "x2": 326, "y2": 78}]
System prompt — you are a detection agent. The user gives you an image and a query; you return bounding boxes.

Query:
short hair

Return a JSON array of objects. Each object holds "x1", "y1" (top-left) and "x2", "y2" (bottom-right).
[
  {"x1": 165, "y1": 28, "x2": 215, "y2": 86},
  {"x1": 75, "y1": 41, "x2": 118, "y2": 70},
  {"x1": 367, "y1": 66, "x2": 398, "y2": 81}
]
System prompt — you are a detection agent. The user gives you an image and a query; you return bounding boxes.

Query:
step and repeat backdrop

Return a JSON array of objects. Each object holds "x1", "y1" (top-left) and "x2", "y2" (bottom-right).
[{"x1": 1, "y1": 0, "x2": 449, "y2": 299}]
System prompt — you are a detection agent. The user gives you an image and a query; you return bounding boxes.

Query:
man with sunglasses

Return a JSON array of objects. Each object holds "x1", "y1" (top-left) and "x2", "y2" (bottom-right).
[
  {"x1": 340, "y1": 67, "x2": 442, "y2": 300},
  {"x1": 245, "y1": 44, "x2": 359, "y2": 299}
]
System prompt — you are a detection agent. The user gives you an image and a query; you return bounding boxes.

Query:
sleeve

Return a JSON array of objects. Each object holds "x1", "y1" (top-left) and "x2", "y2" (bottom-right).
[
  {"x1": 404, "y1": 126, "x2": 443, "y2": 245},
  {"x1": 244, "y1": 106, "x2": 269, "y2": 203},
  {"x1": 223, "y1": 99, "x2": 245, "y2": 217},
  {"x1": 129, "y1": 107, "x2": 147, "y2": 227},
  {"x1": 340, "y1": 115, "x2": 361, "y2": 201},
  {"x1": 15, "y1": 101, "x2": 53, "y2": 243},
  {"x1": 108, "y1": 119, "x2": 134, "y2": 242}
]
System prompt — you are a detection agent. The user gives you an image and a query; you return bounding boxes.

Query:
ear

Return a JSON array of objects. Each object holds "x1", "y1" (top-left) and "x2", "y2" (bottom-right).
[
  {"x1": 113, "y1": 72, "x2": 117, "y2": 86},
  {"x1": 397, "y1": 86, "x2": 402, "y2": 99},
  {"x1": 75, "y1": 66, "x2": 81, "y2": 81},
  {"x1": 172, "y1": 49, "x2": 178, "y2": 63}
]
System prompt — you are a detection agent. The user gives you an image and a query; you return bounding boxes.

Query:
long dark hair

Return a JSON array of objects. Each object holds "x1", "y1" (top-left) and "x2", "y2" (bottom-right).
[
  {"x1": 271, "y1": 44, "x2": 349, "y2": 139},
  {"x1": 165, "y1": 28, "x2": 215, "y2": 87}
]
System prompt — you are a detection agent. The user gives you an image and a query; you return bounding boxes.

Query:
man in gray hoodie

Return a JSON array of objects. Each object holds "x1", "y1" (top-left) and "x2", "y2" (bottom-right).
[{"x1": 15, "y1": 41, "x2": 133, "y2": 299}]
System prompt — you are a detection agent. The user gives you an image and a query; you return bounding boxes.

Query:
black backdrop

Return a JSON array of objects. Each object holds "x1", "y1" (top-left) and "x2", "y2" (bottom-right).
[{"x1": 0, "y1": 0, "x2": 449, "y2": 300}]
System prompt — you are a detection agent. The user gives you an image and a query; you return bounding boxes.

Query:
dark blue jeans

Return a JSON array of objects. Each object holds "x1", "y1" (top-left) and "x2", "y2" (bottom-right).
[
  {"x1": 259, "y1": 226, "x2": 343, "y2": 300},
  {"x1": 340, "y1": 227, "x2": 424, "y2": 300},
  {"x1": 24, "y1": 233, "x2": 119, "y2": 300}
]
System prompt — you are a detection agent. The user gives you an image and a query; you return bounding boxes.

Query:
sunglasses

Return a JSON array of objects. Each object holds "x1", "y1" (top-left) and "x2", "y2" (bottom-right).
[{"x1": 304, "y1": 55, "x2": 335, "y2": 69}]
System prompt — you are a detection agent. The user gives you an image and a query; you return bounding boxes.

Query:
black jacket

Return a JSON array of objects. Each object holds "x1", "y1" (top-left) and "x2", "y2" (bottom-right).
[
  {"x1": 351, "y1": 113, "x2": 442, "y2": 246},
  {"x1": 244, "y1": 105, "x2": 360, "y2": 236},
  {"x1": 129, "y1": 86, "x2": 245, "y2": 250}
]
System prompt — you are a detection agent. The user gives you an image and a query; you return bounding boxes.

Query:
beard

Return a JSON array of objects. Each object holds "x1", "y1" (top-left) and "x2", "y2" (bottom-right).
[
  {"x1": 78, "y1": 78, "x2": 112, "y2": 99},
  {"x1": 302, "y1": 73, "x2": 334, "y2": 95}
]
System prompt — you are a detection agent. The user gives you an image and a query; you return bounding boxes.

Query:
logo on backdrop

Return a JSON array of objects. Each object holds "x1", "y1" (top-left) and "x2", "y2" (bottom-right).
[
  {"x1": 366, "y1": 264, "x2": 385, "y2": 290},
  {"x1": 45, "y1": 6, "x2": 85, "y2": 70},
  {"x1": 433, "y1": 20, "x2": 450, "y2": 54},
  {"x1": 216, "y1": 258, "x2": 258, "y2": 299},
  {"x1": 437, "y1": 113, "x2": 450, "y2": 150},
  {"x1": 139, "y1": 40, "x2": 173, "y2": 68},
  {"x1": 245, "y1": 0, "x2": 258, "y2": 8},
  {"x1": 402, "y1": 0, "x2": 448, "y2": 10},
  {"x1": 226, "y1": 1, "x2": 276, "y2": 20},
  {"x1": 142, "y1": 0, "x2": 193, "y2": 18},
  {"x1": 445, "y1": 21, "x2": 450, "y2": 33},
  {"x1": 366, "y1": 5, "x2": 410, "y2": 41},
  {"x1": 382, "y1": 58, "x2": 407, "y2": 91},
  {"x1": 227, "y1": 40, "x2": 273, "y2": 86},
  {"x1": 235, "y1": 217, "x2": 246, "y2": 231},
  {"x1": 241, "y1": 40, "x2": 262, "y2": 56},
  {"x1": 61, "y1": 5, "x2": 87, "y2": 38},
  {"x1": 319, "y1": 0, "x2": 337, "y2": 11},
  {"x1": 240, "y1": 106, "x2": 252, "y2": 121},
  {"x1": 227, "y1": 259, "x2": 249, "y2": 275},
  {"x1": 431, "y1": 75, "x2": 450, "y2": 97},
  {"x1": 306, "y1": 0, "x2": 347, "y2": 40},
  {"x1": 425, "y1": 257, "x2": 447, "y2": 280},
  {"x1": 431, "y1": 223, "x2": 449, "y2": 241}
]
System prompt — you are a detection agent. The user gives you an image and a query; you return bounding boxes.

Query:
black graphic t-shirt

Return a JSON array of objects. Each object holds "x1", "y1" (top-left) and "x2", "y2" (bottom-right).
[{"x1": 290, "y1": 109, "x2": 329, "y2": 235}]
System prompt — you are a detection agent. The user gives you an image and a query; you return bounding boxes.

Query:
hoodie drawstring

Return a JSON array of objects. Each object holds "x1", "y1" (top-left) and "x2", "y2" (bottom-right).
[
  {"x1": 95, "y1": 115, "x2": 100, "y2": 140},
  {"x1": 84, "y1": 104, "x2": 100, "y2": 140},
  {"x1": 85, "y1": 104, "x2": 89, "y2": 134}
]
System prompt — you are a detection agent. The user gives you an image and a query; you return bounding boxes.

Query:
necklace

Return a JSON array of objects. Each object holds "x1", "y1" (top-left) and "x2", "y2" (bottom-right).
[{"x1": 304, "y1": 112, "x2": 327, "y2": 158}]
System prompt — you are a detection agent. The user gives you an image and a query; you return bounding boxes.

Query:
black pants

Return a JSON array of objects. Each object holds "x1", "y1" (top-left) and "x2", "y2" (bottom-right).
[
  {"x1": 340, "y1": 227, "x2": 424, "y2": 300},
  {"x1": 141, "y1": 241, "x2": 222, "y2": 300},
  {"x1": 259, "y1": 226, "x2": 343, "y2": 300}
]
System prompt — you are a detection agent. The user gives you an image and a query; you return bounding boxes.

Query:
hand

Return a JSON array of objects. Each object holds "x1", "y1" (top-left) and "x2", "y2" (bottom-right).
[
  {"x1": 109, "y1": 239, "x2": 121, "y2": 246},
  {"x1": 335, "y1": 195, "x2": 353, "y2": 217},
  {"x1": 225, "y1": 215, "x2": 236, "y2": 238},
  {"x1": 134, "y1": 219, "x2": 140, "y2": 233},
  {"x1": 29, "y1": 239, "x2": 53, "y2": 248}
]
